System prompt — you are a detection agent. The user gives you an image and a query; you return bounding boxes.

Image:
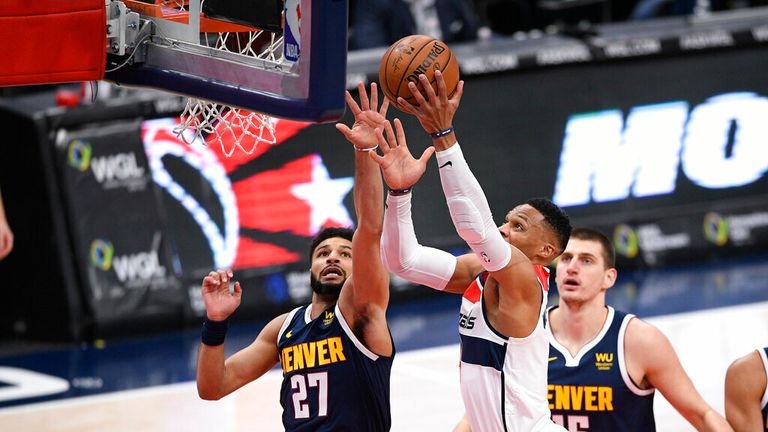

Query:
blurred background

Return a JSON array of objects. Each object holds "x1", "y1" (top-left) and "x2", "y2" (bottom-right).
[{"x1": 0, "y1": 0, "x2": 767, "y2": 430}]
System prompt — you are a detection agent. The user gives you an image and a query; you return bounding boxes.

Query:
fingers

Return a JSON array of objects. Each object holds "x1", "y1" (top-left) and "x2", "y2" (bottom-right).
[
  {"x1": 368, "y1": 148, "x2": 386, "y2": 165},
  {"x1": 418, "y1": 74, "x2": 438, "y2": 104},
  {"x1": 370, "y1": 82, "x2": 379, "y2": 113},
  {"x1": 233, "y1": 281, "x2": 242, "y2": 299},
  {"x1": 452, "y1": 80, "x2": 465, "y2": 105},
  {"x1": 379, "y1": 97, "x2": 390, "y2": 117},
  {"x1": 393, "y1": 118, "x2": 407, "y2": 149},
  {"x1": 357, "y1": 81, "x2": 370, "y2": 112},
  {"x1": 385, "y1": 120, "x2": 399, "y2": 149},
  {"x1": 375, "y1": 127, "x2": 391, "y2": 153},
  {"x1": 344, "y1": 90, "x2": 361, "y2": 116},
  {"x1": 434, "y1": 70, "x2": 448, "y2": 103},
  {"x1": 407, "y1": 81, "x2": 429, "y2": 108},
  {"x1": 396, "y1": 97, "x2": 417, "y2": 115},
  {"x1": 419, "y1": 146, "x2": 436, "y2": 164},
  {"x1": 203, "y1": 269, "x2": 235, "y2": 289},
  {"x1": 335, "y1": 123, "x2": 353, "y2": 141}
]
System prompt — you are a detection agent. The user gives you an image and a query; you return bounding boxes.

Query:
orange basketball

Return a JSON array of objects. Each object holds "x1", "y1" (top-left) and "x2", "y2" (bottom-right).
[{"x1": 379, "y1": 35, "x2": 460, "y2": 108}]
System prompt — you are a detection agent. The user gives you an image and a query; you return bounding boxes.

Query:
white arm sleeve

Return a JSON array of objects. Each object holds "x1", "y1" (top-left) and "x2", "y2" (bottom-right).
[
  {"x1": 435, "y1": 143, "x2": 511, "y2": 272},
  {"x1": 381, "y1": 192, "x2": 457, "y2": 290}
]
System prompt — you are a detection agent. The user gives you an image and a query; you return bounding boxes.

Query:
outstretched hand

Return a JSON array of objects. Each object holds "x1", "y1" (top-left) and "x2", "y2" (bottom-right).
[
  {"x1": 397, "y1": 70, "x2": 463, "y2": 136},
  {"x1": 369, "y1": 118, "x2": 435, "y2": 190},
  {"x1": 336, "y1": 82, "x2": 390, "y2": 150},
  {"x1": 201, "y1": 269, "x2": 242, "y2": 321}
]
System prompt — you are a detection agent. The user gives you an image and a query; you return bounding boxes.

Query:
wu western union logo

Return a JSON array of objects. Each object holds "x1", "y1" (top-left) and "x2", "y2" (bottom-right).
[
  {"x1": 595, "y1": 352, "x2": 614, "y2": 371},
  {"x1": 281, "y1": 337, "x2": 346, "y2": 373},
  {"x1": 547, "y1": 385, "x2": 614, "y2": 411}
]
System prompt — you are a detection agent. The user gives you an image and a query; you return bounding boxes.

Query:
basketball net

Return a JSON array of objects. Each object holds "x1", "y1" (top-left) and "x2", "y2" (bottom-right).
[{"x1": 173, "y1": 23, "x2": 281, "y2": 156}]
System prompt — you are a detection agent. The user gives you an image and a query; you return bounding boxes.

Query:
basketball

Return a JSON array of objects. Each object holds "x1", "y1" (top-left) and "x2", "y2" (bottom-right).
[{"x1": 379, "y1": 35, "x2": 460, "y2": 107}]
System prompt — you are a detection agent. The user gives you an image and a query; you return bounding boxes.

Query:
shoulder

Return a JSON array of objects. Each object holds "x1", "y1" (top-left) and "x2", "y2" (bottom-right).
[
  {"x1": 259, "y1": 311, "x2": 293, "y2": 340},
  {"x1": 623, "y1": 316, "x2": 674, "y2": 360},
  {"x1": 726, "y1": 350, "x2": 766, "y2": 391},
  {"x1": 625, "y1": 315, "x2": 660, "y2": 340}
]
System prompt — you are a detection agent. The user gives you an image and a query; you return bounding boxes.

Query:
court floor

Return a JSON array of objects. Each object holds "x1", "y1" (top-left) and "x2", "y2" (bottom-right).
[{"x1": 1, "y1": 256, "x2": 767, "y2": 431}]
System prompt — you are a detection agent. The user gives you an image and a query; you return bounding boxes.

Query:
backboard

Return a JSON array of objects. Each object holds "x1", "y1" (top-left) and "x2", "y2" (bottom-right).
[{"x1": 104, "y1": 0, "x2": 348, "y2": 123}]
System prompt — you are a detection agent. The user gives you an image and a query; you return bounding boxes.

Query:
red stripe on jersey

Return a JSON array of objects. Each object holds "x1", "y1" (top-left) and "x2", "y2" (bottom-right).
[
  {"x1": 463, "y1": 279, "x2": 482, "y2": 304},
  {"x1": 534, "y1": 265, "x2": 550, "y2": 292}
]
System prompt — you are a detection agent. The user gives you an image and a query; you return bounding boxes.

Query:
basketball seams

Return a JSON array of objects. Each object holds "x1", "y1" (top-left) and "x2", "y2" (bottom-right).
[
  {"x1": 403, "y1": 48, "x2": 457, "y2": 104},
  {"x1": 380, "y1": 35, "x2": 459, "y2": 106},
  {"x1": 379, "y1": 40, "x2": 400, "y2": 103},
  {"x1": 394, "y1": 36, "x2": 437, "y2": 104},
  {"x1": 442, "y1": 51, "x2": 458, "y2": 98}
]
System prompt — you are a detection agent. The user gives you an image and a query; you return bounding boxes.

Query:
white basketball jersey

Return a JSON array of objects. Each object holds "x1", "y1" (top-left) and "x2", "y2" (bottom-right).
[{"x1": 458, "y1": 266, "x2": 565, "y2": 432}]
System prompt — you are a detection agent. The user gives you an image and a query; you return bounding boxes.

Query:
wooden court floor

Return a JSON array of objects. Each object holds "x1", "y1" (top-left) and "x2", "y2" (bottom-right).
[{"x1": 1, "y1": 300, "x2": 766, "y2": 432}]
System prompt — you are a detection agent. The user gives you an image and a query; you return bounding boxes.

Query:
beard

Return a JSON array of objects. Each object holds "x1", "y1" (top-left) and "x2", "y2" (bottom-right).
[{"x1": 310, "y1": 273, "x2": 344, "y2": 297}]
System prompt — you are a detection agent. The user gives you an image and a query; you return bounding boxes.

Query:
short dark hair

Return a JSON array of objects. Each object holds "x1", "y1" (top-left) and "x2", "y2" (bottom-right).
[
  {"x1": 526, "y1": 198, "x2": 572, "y2": 255},
  {"x1": 308, "y1": 227, "x2": 355, "y2": 261},
  {"x1": 571, "y1": 227, "x2": 615, "y2": 269}
]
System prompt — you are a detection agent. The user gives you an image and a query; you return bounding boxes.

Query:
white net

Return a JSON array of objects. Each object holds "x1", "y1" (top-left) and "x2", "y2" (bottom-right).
[
  {"x1": 175, "y1": 99, "x2": 277, "y2": 157},
  {"x1": 172, "y1": 20, "x2": 285, "y2": 156}
]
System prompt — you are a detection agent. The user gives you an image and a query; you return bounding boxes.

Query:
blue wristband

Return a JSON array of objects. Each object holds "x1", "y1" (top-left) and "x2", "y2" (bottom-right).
[
  {"x1": 429, "y1": 127, "x2": 454, "y2": 138},
  {"x1": 389, "y1": 187, "x2": 412, "y2": 196},
  {"x1": 201, "y1": 316, "x2": 229, "y2": 346}
]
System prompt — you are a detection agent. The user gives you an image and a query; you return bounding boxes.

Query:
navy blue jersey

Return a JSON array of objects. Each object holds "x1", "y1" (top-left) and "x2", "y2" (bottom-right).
[
  {"x1": 547, "y1": 306, "x2": 655, "y2": 431},
  {"x1": 761, "y1": 347, "x2": 768, "y2": 431},
  {"x1": 277, "y1": 304, "x2": 393, "y2": 431}
]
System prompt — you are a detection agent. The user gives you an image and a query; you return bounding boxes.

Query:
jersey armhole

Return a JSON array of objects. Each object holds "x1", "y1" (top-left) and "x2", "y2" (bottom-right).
[
  {"x1": 335, "y1": 304, "x2": 380, "y2": 361},
  {"x1": 276, "y1": 306, "x2": 303, "y2": 345},
  {"x1": 758, "y1": 348, "x2": 768, "y2": 409},
  {"x1": 618, "y1": 315, "x2": 655, "y2": 396}
]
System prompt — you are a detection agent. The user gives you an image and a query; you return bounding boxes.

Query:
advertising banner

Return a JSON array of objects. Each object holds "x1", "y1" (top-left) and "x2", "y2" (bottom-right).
[{"x1": 54, "y1": 120, "x2": 183, "y2": 337}]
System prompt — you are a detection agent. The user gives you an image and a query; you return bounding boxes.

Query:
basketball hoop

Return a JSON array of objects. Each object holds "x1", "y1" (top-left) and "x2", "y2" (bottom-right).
[
  {"x1": 105, "y1": 0, "x2": 348, "y2": 152},
  {"x1": 170, "y1": 19, "x2": 282, "y2": 156},
  {"x1": 113, "y1": 1, "x2": 283, "y2": 156},
  {"x1": 175, "y1": 98, "x2": 276, "y2": 157}
]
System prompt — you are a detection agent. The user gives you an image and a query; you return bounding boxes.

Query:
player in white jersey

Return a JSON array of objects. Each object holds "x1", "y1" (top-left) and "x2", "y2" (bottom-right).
[
  {"x1": 369, "y1": 72, "x2": 571, "y2": 431},
  {"x1": 458, "y1": 266, "x2": 556, "y2": 431}
]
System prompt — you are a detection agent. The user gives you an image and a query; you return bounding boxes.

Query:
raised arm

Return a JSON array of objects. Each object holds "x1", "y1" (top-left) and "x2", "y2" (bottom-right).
[
  {"x1": 395, "y1": 72, "x2": 543, "y2": 317},
  {"x1": 371, "y1": 117, "x2": 483, "y2": 294},
  {"x1": 626, "y1": 318, "x2": 733, "y2": 432},
  {"x1": 334, "y1": 83, "x2": 392, "y2": 356},
  {"x1": 196, "y1": 269, "x2": 282, "y2": 400},
  {"x1": 724, "y1": 350, "x2": 766, "y2": 431}
]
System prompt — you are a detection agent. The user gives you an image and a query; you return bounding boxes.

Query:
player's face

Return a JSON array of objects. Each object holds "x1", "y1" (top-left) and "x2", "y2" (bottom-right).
[
  {"x1": 310, "y1": 237, "x2": 353, "y2": 296},
  {"x1": 498, "y1": 204, "x2": 551, "y2": 262},
  {"x1": 555, "y1": 238, "x2": 616, "y2": 304}
]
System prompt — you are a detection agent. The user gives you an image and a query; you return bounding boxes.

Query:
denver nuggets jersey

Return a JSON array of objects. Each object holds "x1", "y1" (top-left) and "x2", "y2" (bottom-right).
[
  {"x1": 277, "y1": 304, "x2": 393, "y2": 431},
  {"x1": 547, "y1": 306, "x2": 655, "y2": 431},
  {"x1": 760, "y1": 347, "x2": 768, "y2": 431},
  {"x1": 459, "y1": 266, "x2": 564, "y2": 432}
]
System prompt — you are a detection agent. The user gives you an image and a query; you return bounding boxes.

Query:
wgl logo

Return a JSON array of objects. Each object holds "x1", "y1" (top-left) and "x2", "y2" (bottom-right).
[
  {"x1": 553, "y1": 92, "x2": 768, "y2": 207},
  {"x1": 91, "y1": 152, "x2": 145, "y2": 183},
  {"x1": 112, "y1": 251, "x2": 166, "y2": 282},
  {"x1": 90, "y1": 239, "x2": 166, "y2": 282}
]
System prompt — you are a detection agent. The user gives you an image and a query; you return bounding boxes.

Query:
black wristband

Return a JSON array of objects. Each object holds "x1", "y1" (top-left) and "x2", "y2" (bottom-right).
[
  {"x1": 389, "y1": 187, "x2": 412, "y2": 196},
  {"x1": 201, "y1": 316, "x2": 229, "y2": 346},
  {"x1": 429, "y1": 126, "x2": 454, "y2": 138}
]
